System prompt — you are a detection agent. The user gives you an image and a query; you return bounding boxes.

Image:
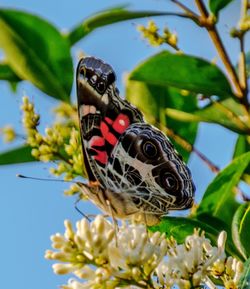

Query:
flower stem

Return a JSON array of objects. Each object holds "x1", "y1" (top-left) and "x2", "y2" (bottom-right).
[
  {"x1": 194, "y1": 0, "x2": 249, "y2": 110},
  {"x1": 211, "y1": 99, "x2": 250, "y2": 132},
  {"x1": 238, "y1": 0, "x2": 249, "y2": 100},
  {"x1": 171, "y1": 0, "x2": 200, "y2": 19}
]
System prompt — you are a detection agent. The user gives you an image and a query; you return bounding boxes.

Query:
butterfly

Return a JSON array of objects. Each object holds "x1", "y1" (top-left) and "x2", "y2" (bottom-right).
[{"x1": 76, "y1": 56, "x2": 195, "y2": 225}]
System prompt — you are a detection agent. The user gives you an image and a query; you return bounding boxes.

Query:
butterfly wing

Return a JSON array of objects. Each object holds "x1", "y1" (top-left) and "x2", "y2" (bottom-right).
[
  {"x1": 76, "y1": 56, "x2": 195, "y2": 224},
  {"x1": 76, "y1": 57, "x2": 144, "y2": 187}
]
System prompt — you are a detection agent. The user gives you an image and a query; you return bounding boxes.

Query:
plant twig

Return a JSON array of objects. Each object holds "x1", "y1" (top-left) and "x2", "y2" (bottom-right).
[
  {"x1": 238, "y1": 0, "x2": 249, "y2": 99},
  {"x1": 234, "y1": 186, "x2": 250, "y2": 202},
  {"x1": 210, "y1": 99, "x2": 250, "y2": 132},
  {"x1": 239, "y1": 37, "x2": 248, "y2": 97},
  {"x1": 170, "y1": 0, "x2": 200, "y2": 19},
  {"x1": 194, "y1": 0, "x2": 248, "y2": 109}
]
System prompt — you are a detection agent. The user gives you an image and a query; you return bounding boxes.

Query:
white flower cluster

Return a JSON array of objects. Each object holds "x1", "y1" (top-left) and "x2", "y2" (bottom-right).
[
  {"x1": 45, "y1": 216, "x2": 243, "y2": 289},
  {"x1": 156, "y1": 229, "x2": 243, "y2": 289}
]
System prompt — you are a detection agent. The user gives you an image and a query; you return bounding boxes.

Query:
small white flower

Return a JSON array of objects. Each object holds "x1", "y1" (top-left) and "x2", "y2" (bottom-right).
[
  {"x1": 108, "y1": 223, "x2": 168, "y2": 275},
  {"x1": 53, "y1": 263, "x2": 79, "y2": 275},
  {"x1": 74, "y1": 265, "x2": 95, "y2": 279}
]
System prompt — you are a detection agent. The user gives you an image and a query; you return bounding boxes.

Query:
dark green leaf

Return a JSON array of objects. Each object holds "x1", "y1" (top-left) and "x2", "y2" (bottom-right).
[
  {"x1": 129, "y1": 51, "x2": 234, "y2": 100},
  {"x1": 0, "y1": 145, "x2": 36, "y2": 165},
  {"x1": 233, "y1": 135, "x2": 250, "y2": 158},
  {"x1": 166, "y1": 98, "x2": 250, "y2": 134},
  {"x1": 0, "y1": 9, "x2": 73, "y2": 101},
  {"x1": 151, "y1": 216, "x2": 218, "y2": 242},
  {"x1": 68, "y1": 5, "x2": 173, "y2": 45},
  {"x1": 150, "y1": 216, "x2": 239, "y2": 259},
  {"x1": 195, "y1": 152, "x2": 250, "y2": 240},
  {"x1": 232, "y1": 203, "x2": 250, "y2": 260},
  {"x1": 126, "y1": 80, "x2": 198, "y2": 161},
  {"x1": 233, "y1": 135, "x2": 250, "y2": 184},
  {"x1": 196, "y1": 153, "x2": 250, "y2": 223},
  {"x1": 239, "y1": 257, "x2": 250, "y2": 289},
  {"x1": 209, "y1": 0, "x2": 235, "y2": 17},
  {"x1": 9, "y1": 81, "x2": 18, "y2": 92},
  {"x1": 0, "y1": 62, "x2": 21, "y2": 91},
  {"x1": 0, "y1": 62, "x2": 20, "y2": 82}
]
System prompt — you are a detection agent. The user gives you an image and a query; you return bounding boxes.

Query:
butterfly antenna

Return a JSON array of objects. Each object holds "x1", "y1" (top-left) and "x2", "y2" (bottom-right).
[
  {"x1": 18, "y1": 174, "x2": 93, "y2": 221},
  {"x1": 17, "y1": 174, "x2": 66, "y2": 182},
  {"x1": 16, "y1": 174, "x2": 83, "y2": 184}
]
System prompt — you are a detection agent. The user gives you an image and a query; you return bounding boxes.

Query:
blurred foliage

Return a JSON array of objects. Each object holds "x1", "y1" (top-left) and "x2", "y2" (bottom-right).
[{"x1": 0, "y1": 2, "x2": 250, "y2": 287}]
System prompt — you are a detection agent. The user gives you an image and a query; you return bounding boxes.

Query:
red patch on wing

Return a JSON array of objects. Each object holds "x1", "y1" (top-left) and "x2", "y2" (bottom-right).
[
  {"x1": 100, "y1": 121, "x2": 118, "y2": 145},
  {"x1": 93, "y1": 150, "x2": 107, "y2": 165},
  {"x1": 113, "y1": 113, "x2": 130, "y2": 134},
  {"x1": 89, "y1": 136, "x2": 107, "y2": 164},
  {"x1": 104, "y1": 117, "x2": 113, "y2": 125},
  {"x1": 89, "y1": 113, "x2": 130, "y2": 166},
  {"x1": 100, "y1": 122, "x2": 109, "y2": 137},
  {"x1": 106, "y1": 132, "x2": 117, "y2": 145},
  {"x1": 90, "y1": 136, "x2": 105, "y2": 147}
]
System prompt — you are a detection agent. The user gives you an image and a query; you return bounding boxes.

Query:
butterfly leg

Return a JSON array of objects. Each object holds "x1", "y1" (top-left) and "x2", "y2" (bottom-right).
[
  {"x1": 104, "y1": 199, "x2": 118, "y2": 246},
  {"x1": 74, "y1": 196, "x2": 91, "y2": 222}
]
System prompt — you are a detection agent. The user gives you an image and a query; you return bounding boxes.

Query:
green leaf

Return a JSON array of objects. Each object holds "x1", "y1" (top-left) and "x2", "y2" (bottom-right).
[
  {"x1": 129, "y1": 51, "x2": 234, "y2": 100},
  {"x1": 150, "y1": 216, "x2": 239, "y2": 259},
  {"x1": 193, "y1": 98, "x2": 249, "y2": 134},
  {"x1": 233, "y1": 135, "x2": 250, "y2": 158},
  {"x1": 0, "y1": 62, "x2": 21, "y2": 91},
  {"x1": 209, "y1": 0, "x2": 235, "y2": 17},
  {"x1": 0, "y1": 145, "x2": 36, "y2": 165},
  {"x1": 166, "y1": 98, "x2": 250, "y2": 134},
  {"x1": 67, "y1": 5, "x2": 172, "y2": 45},
  {"x1": 151, "y1": 216, "x2": 218, "y2": 242},
  {"x1": 232, "y1": 203, "x2": 250, "y2": 260},
  {"x1": 126, "y1": 80, "x2": 198, "y2": 161},
  {"x1": 196, "y1": 153, "x2": 250, "y2": 228},
  {"x1": 0, "y1": 9, "x2": 73, "y2": 101},
  {"x1": 233, "y1": 135, "x2": 250, "y2": 184},
  {"x1": 165, "y1": 108, "x2": 202, "y2": 122},
  {"x1": 194, "y1": 152, "x2": 250, "y2": 255},
  {"x1": 0, "y1": 62, "x2": 20, "y2": 82},
  {"x1": 239, "y1": 257, "x2": 250, "y2": 289}
]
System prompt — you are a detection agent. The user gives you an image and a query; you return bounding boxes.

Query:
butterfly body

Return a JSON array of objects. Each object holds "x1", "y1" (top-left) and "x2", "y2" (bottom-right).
[{"x1": 76, "y1": 56, "x2": 195, "y2": 225}]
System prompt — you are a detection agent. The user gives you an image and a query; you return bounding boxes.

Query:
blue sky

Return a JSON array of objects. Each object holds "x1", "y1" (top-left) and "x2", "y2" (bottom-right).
[{"x1": 0, "y1": 1, "x2": 246, "y2": 289}]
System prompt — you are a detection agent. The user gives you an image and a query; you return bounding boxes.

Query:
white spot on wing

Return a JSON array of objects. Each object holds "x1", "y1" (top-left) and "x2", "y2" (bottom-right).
[
  {"x1": 119, "y1": 119, "x2": 125, "y2": 126},
  {"x1": 102, "y1": 93, "x2": 109, "y2": 105},
  {"x1": 80, "y1": 105, "x2": 90, "y2": 117},
  {"x1": 90, "y1": 105, "x2": 96, "y2": 114}
]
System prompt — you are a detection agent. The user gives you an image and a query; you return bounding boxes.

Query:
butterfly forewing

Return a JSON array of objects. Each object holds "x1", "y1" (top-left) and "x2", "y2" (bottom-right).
[{"x1": 77, "y1": 57, "x2": 143, "y2": 186}]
